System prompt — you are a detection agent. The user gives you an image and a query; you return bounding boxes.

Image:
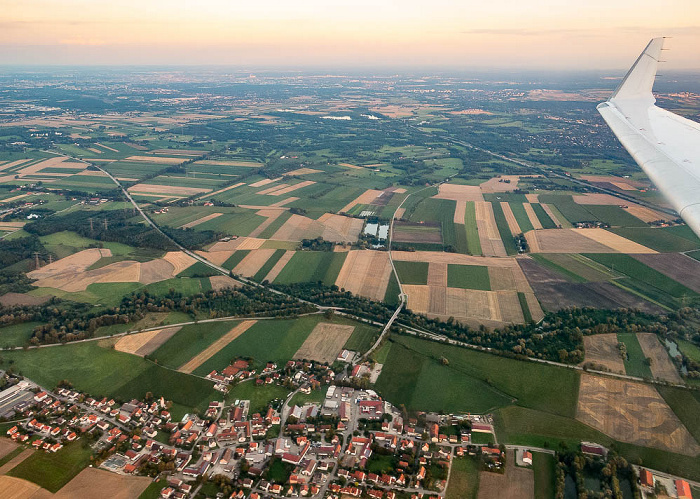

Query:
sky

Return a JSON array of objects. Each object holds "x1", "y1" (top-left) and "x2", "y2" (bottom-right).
[{"x1": 1, "y1": 0, "x2": 699, "y2": 69}]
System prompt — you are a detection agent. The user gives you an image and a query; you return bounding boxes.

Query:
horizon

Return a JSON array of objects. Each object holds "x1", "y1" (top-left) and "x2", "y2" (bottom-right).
[{"x1": 2, "y1": 0, "x2": 700, "y2": 70}]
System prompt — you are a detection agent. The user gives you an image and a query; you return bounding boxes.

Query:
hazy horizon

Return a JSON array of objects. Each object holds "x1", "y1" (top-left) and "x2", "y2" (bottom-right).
[{"x1": 2, "y1": 0, "x2": 700, "y2": 70}]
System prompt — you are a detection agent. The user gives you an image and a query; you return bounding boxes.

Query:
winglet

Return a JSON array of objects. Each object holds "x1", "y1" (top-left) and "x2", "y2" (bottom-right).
[{"x1": 610, "y1": 37, "x2": 665, "y2": 102}]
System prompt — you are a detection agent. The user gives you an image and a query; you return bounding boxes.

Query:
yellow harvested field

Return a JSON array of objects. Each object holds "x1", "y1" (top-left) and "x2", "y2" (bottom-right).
[
  {"x1": 28, "y1": 248, "x2": 110, "y2": 280},
  {"x1": 18, "y1": 157, "x2": 86, "y2": 177},
  {"x1": 87, "y1": 147, "x2": 102, "y2": 154},
  {"x1": 0, "y1": 439, "x2": 18, "y2": 460},
  {"x1": 162, "y1": 251, "x2": 197, "y2": 274},
  {"x1": 257, "y1": 183, "x2": 290, "y2": 195},
  {"x1": 233, "y1": 248, "x2": 277, "y2": 277},
  {"x1": 266, "y1": 180, "x2": 316, "y2": 196},
  {"x1": 479, "y1": 175, "x2": 520, "y2": 193},
  {"x1": 475, "y1": 201, "x2": 507, "y2": 257},
  {"x1": 95, "y1": 261, "x2": 141, "y2": 283},
  {"x1": 124, "y1": 155, "x2": 183, "y2": 164},
  {"x1": 393, "y1": 188, "x2": 407, "y2": 194},
  {"x1": 208, "y1": 237, "x2": 265, "y2": 252},
  {"x1": 427, "y1": 262, "x2": 447, "y2": 287},
  {"x1": 395, "y1": 208, "x2": 405, "y2": 219},
  {"x1": 269, "y1": 197, "x2": 298, "y2": 207},
  {"x1": 610, "y1": 181, "x2": 637, "y2": 191},
  {"x1": 115, "y1": 326, "x2": 182, "y2": 356},
  {"x1": 0, "y1": 194, "x2": 29, "y2": 203},
  {"x1": 249, "y1": 210, "x2": 284, "y2": 238},
  {"x1": 523, "y1": 203, "x2": 543, "y2": 230},
  {"x1": 335, "y1": 250, "x2": 393, "y2": 301},
  {"x1": 339, "y1": 163, "x2": 364, "y2": 170},
  {"x1": 263, "y1": 251, "x2": 295, "y2": 282},
  {"x1": 526, "y1": 229, "x2": 622, "y2": 253},
  {"x1": 52, "y1": 467, "x2": 152, "y2": 499},
  {"x1": 198, "y1": 182, "x2": 245, "y2": 200},
  {"x1": 0, "y1": 476, "x2": 44, "y2": 499},
  {"x1": 488, "y1": 266, "x2": 516, "y2": 290},
  {"x1": 209, "y1": 275, "x2": 240, "y2": 291},
  {"x1": 196, "y1": 250, "x2": 234, "y2": 266},
  {"x1": 95, "y1": 142, "x2": 119, "y2": 152},
  {"x1": 284, "y1": 167, "x2": 322, "y2": 176},
  {"x1": 179, "y1": 320, "x2": 257, "y2": 373},
  {"x1": 523, "y1": 292, "x2": 545, "y2": 322},
  {"x1": 576, "y1": 228, "x2": 656, "y2": 253},
  {"x1": 294, "y1": 322, "x2": 355, "y2": 364},
  {"x1": 582, "y1": 334, "x2": 626, "y2": 373},
  {"x1": 428, "y1": 285, "x2": 447, "y2": 315},
  {"x1": 340, "y1": 189, "x2": 383, "y2": 212},
  {"x1": 180, "y1": 212, "x2": 223, "y2": 229},
  {"x1": 500, "y1": 202, "x2": 521, "y2": 236},
  {"x1": 454, "y1": 200, "x2": 466, "y2": 224},
  {"x1": 579, "y1": 175, "x2": 648, "y2": 188},
  {"x1": 433, "y1": 183, "x2": 483, "y2": 202},
  {"x1": 572, "y1": 193, "x2": 626, "y2": 205},
  {"x1": 0, "y1": 221, "x2": 26, "y2": 229},
  {"x1": 194, "y1": 159, "x2": 263, "y2": 167},
  {"x1": 576, "y1": 374, "x2": 700, "y2": 455},
  {"x1": 249, "y1": 177, "x2": 283, "y2": 187},
  {"x1": 636, "y1": 333, "x2": 683, "y2": 383},
  {"x1": 403, "y1": 284, "x2": 431, "y2": 314},
  {"x1": 128, "y1": 184, "x2": 210, "y2": 196},
  {"x1": 139, "y1": 259, "x2": 176, "y2": 285},
  {"x1": 393, "y1": 250, "x2": 519, "y2": 268},
  {"x1": 0, "y1": 159, "x2": 32, "y2": 170},
  {"x1": 624, "y1": 205, "x2": 667, "y2": 223},
  {"x1": 525, "y1": 193, "x2": 539, "y2": 203}
]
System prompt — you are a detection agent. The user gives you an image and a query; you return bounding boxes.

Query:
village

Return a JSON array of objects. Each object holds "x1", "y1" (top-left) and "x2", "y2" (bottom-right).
[{"x1": 0, "y1": 350, "x2": 694, "y2": 499}]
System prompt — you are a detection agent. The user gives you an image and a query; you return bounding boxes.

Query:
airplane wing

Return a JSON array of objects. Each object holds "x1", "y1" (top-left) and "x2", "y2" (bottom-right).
[{"x1": 597, "y1": 37, "x2": 700, "y2": 237}]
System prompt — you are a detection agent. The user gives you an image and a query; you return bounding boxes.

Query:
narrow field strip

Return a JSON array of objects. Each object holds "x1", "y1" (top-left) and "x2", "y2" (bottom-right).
[{"x1": 178, "y1": 320, "x2": 257, "y2": 373}]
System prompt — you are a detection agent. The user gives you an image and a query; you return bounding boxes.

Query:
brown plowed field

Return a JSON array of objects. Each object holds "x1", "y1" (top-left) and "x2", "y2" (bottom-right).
[
  {"x1": 0, "y1": 293, "x2": 50, "y2": 307},
  {"x1": 497, "y1": 290, "x2": 523, "y2": 323},
  {"x1": 52, "y1": 467, "x2": 151, "y2": 499},
  {"x1": 433, "y1": 183, "x2": 483, "y2": 202},
  {"x1": 636, "y1": 333, "x2": 683, "y2": 383},
  {"x1": 427, "y1": 263, "x2": 447, "y2": 287},
  {"x1": 576, "y1": 374, "x2": 700, "y2": 455},
  {"x1": 488, "y1": 267, "x2": 516, "y2": 290},
  {"x1": 0, "y1": 476, "x2": 43, "y2": 499},
  {"x1": 115, "y1": 326, "x2": 182, "y2": 357},
  {"x1": 196, "y1": 250, "x2": 234, "y2": 266},
  {"x1": 334, "y1": 251, "x2": 392, "y2": 301},
  {"x1": 633, "y1": 253, "x2": 700, "y2": 293},
  {"x1": 578, "y1": 175, "x2": 649, "y2": 188},
  {"x1": 233, "y1": 249, "x2": 277, "y2": 277},
  {"x1": 0, "y1": 439, "x2": 18, "y2": 460},
  {"x1": 294, "y1": 322, "x2": 355, "y2": 364},
  {"x1": 479, "y1": 175, "x2": 520, "y2": 193},
  {"x1": 139, "y1": 259, "x2": 175, "y2": 284},
  {"x1": 523, "y1": 203, "x2": 543, "y2": 230},
  {"x1": 28, "y1": 248, "x2": 110, "y2": 280},
  {"x1": 209, "y1": 275, "x2": 240, "y2": 291},
  {"x1": 525, "y1": 229, "x2": 615, "y2": 253},
  {"x1": 180, "y1": 212, "x2": 223, "y2": 228},
  {"x1": 429, "y1": 285, "x2": 447, "y2": 315},
  {"x1": 179, "y1": 320, "x2": 257, "y2": 373},
  {"x1": 478, "y1": 450, "x2": 534, "y2": 499},
  {"x1": 454, "y1": 199, "x2": 466, "y2": 224},
  {"x1": 272, "y1": 214, "x2": 361, "y2": 243},
  {"x1": 582, "y1": 334, "x2": 626, "y2": 373},
  {"x1": 393, "y1": 221, "x2": 442, "y2": 244},
  {"x1": 500, "y1": 202, "x2": 521, "y2": 235}
]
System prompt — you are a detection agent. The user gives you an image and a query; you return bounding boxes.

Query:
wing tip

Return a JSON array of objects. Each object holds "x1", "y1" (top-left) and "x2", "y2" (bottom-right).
[{"x1": 609, "y1": 37, "x2": 666, "y2": 102}]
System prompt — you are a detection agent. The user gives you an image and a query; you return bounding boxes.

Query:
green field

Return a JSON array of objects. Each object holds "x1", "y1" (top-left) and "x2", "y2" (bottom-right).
[
  {"x1": 585, "y1": 253, "x2": 697, "y2": 307},
  {"x1": 464, "y1": 201, "x2": 482, "y2": 255},
  {"x1": 518, "y1": 292, "x2": 533, "y2": 323},
  {"x1": 531, "y1": 203, "x2": 557, "y2": 229},
  {"x1": 609, "y1": 227, "x2": 700, "y2": 252},
  {"x1": 533, "y1": 452, "x2": 556, "y2": 499},
  {"x1": 489, "y1": 201, "x2": 518, "y2": 255},
  {"x1": 8, "y1": 442, "x2": 93, "y2": 492},
  {"x1": 375, "y1": 335, "x2": 580, "y2": 417},
  {"x1": 257, "y1": 212, "x2": 293, "y2": 239},
  {"x1": 192, "y1": 314, "x2": 350, "y2": 374},
  {"x1": 1, "y1": 342, "x2": 220, "y2": 418},
  {"x1": 223, "y1": 250, "x2": 250, "y2": 271},
  {"x1": 409, "y1": 197, "x2": 458, "y2": 250},
  {"x1": 342, "y1": 322, "x2": 380, "y2": 353},
  {"x1": 447, "y1": 264, "x2": 490, "y2": 290},
  {"x1": 583, "y1": 205, "x2": 646, "y2": 227},
  {"x1": 446, "y1": 457, "x2": 480, "y2": 499},
  {"x1": 253, "y1": 249, "x2": 286, "y2": 281},
  {"x1": 273, "y1": 251, "x2": 346, "y2": 285},
  {"x1": 394, "y1": 261, "x2": 429, "y2": 285},
  {"x1": 678, "y1": 339, "x2": 700, "y2": 363},
  {"x1": 509, "y1": 202, "x2": 534, "y2": 233},
  {"x1": 616, "y1": 333, "x2": 653, "y2": 378},
  {"x1": 150, "y1": 320, "x2": 241, "y2": 369},
  {"x1": 538, "y1": 195, "x2": 596, "y2": 224},
  {"x1": 657, "y1": 385, "x2": 700, "y2": 444},
  {"x1": 0, "y1": 321, "x2": 44, "y2": 347},
  {"x1": 383, "y1": 272, "x2": 400, "y2": 307},
  {"x1": 143, "y1": 277, "x2": 209, "y2": 297},
  {"x1": 226, "y1": 381, "x2": 290, "y2": 415}
]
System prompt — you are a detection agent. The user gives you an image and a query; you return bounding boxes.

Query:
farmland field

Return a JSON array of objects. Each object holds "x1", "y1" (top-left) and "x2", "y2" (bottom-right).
[
  {"x1": 464, "y1": 201, "x2": 482, "y2": 255},
  {"x1": 509, "y1": 202, "x2": 534, "y2": 233},
  {"x1": 616, "y1": 333, "x2": 653, "y2": 378},
  {"x1": 273, "y1": 251, "x2": 346, "y2": 285},
  {"x1": 149, "y1": 320, "x2": 241, "y2": 369},
  {"x1": 446, "y1": 457, "x2": 480, "y2": 499},
  {"x1": 609, "y1": 227, "x2": 700, "y2": 252},
  {"x1": 394, "y1": 260, "x2": 429, "y2": 285},
  {"x1": 226, "y1": 381, "x2": 291, "y2": 415},
  {"x1": 531, "y1": 203, "x2": 556, "y2": 229},
  {"x1": 447, "y1": 264, "x2": 490, "y2": 290},
  {"x1": 489, "y1": 201, "x2": 518, "y2": 255},
  {"x1": 7, "y1": 442, "x2": 93, "y2": 492}
]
